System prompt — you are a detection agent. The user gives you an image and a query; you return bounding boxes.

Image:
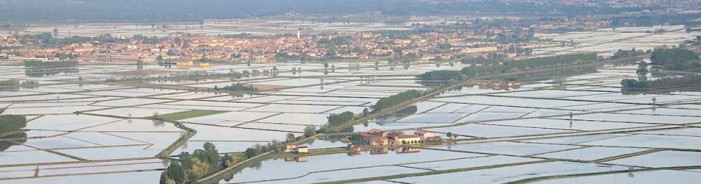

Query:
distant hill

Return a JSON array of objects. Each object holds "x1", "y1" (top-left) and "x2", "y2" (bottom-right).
[{"x1": 0, "y1": 0, "x2": 649, "y2": 23}]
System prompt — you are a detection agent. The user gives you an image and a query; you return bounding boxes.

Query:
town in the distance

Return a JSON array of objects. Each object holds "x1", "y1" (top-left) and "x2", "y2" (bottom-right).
[{"x1": 1, "y1": 0, "x2": 701, "y2": 184}]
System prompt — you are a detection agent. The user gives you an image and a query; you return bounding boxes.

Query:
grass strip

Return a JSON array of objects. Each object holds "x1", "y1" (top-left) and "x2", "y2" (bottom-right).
[{"x1": 161, "y1": 110, "x2": 226, "y2": 121}]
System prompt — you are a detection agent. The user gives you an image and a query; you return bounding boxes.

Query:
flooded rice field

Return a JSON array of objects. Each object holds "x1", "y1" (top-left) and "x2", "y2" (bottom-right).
[{"x1": 0, "y1": 57, "x2": 700, "y2": 184}]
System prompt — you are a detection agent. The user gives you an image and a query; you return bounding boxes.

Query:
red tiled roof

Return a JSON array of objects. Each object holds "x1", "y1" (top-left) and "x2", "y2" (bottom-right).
[
  {"x1": 385, "y1": 132, "x2": 404, "y2": 138},
  {"x1": 397, "y1": 134, "x2": 420, "y2": 139},
  {"x1": 371, "y1": 137, "x2": 386, "y2": 143},
  {"x1": 367, "y1": 129, "x2": 381, "y2": 134},
  {"x1": 415, "y1": 130, "x2": 429, "y2": 134}
]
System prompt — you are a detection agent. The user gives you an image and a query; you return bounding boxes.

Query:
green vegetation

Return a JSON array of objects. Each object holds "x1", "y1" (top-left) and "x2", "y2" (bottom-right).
[
  {"x1": 460, "y1": 53, "x2": 597, "y2": 77},
  {"x1": 24, "y1": 65, "x2": 79, "y2": 77},
  {"x1": 303, "y1": 125, "x2": 317, "y2": 137},
  {"x1": 327, "y1": 112, "x2": 355, "y2": 126},
  {"x1": 417, "y1": 70, "x2": 464, "y2": 85},
  {"x1": 0, "y1": 132, "x2": 27, "y2": 151},
  {"x1": 0, "y1": 79, "x2": 39, "y2": 90},
  {"x1": 161, "y1": 142, "x2": 229, "y2": 184},
  {"x1": 611, "y1": 49, "x2": 646, "y2": 63},
  {"x1": 215, "y1": 83, "x2": 259, "y2": 93},
  {"x1": 23, "y1": 60, "x2": 80, "y2": 77},
  {"x1": 621, "y1": 75, "x2": 701, "y2": 94},
  {"x1": 637, "y1": 62, "x2": 648, "y2": 81},
  {"x1": 24, "y1": 60, "x2": 79, "y2": 68},
  {"x1": 504, "y1": 66, "x2": 597, "y2": 82},
  {"x1": 319, "y1": 111, "x2": 355, "y2": 133},
  {"x1": 20, "y1": 80, "x2": 39, "y2": 88},
  {"x1": 0, "y1": 115, "x2": 27, "y2": 134},
  {"x1": 160, "y1": 110, "x2": 226, "y2": 121},
  {"x1": 650, "y1": 47, "x2": 700, "y2": 71},
  {"x1": 0, "y1": 79, "x2": 20, "y2": 88},
  {"x1": 459, "y1": 53, "x2": 507, "y2": 64},
  {"x1": 374, "y1": 90, "x2": 422, "y2": 112},
  {"x1": 11, "y1": 33, "x2": 155, "y2": 48},
  {"x1": 244, "y1": 141, "x2": 285, "y2": 159}
]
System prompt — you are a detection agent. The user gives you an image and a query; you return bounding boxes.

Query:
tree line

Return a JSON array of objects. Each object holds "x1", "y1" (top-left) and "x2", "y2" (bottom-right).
[
  {"x1": 12, "y1": 33, "x2": 161, "y2": 48},
  {"x1": 0, "y1": 79, "x2": 40, "y2": 91},
  {"x1": 214, "y1": 83, "x2": 259, "y2": 93},
  {"x1": 621, "y1": 75, "x2": 701, "y2": 94},
  {"x1": 161, "y1": 131, "x2": 312, "y2": 184},
  {"x1": 417, "y1": 70, "x2": 464, "y2": 82},
  {"x1": 374, "y1": 90, "x2": 422, "y2": 112},
  {"x1": 611, "y1": 49, "x2": 646, "y2": 63},
  {"x1": 160, "y1": 142, "x2": 235, "y2": 184},
  {"x1": 650, "y1": 47, "x2": 700, "y2": 71},
  {"x1": 460, "y1": 53, "x2": 597, "y2": 77},
  {"x1": 24, "y1": 60, "x2": 78, "y2": 68}
]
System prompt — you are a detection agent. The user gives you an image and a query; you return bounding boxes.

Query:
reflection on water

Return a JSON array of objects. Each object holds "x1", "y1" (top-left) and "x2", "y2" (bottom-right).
[
  {"x1": 0, "y1": 132, "x2": 28, "y2": 152},
  {"x1": 506, "y1": 66, "x2": 597, "y2": 83},
  {"x1": 348, "y1": 146, "x2": 421, "y2": 156},
  {"x1": 477, "y1": 80, "x2": 523, "y2": 90},
  {"x1": 215, "y1": 145, "x2": 422, "y2": 183},
  {"x1": 25, "y1": 67, "x2": 79, "y2": 77},
  {"x1": 284, "y1": 155, "x2": 309, "y2": 162}
]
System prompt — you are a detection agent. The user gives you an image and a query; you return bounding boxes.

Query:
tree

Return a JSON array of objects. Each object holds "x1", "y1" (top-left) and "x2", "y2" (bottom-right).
[
  {"x1": 53, "y1": 28, "x2": 58, "y2": 36},
  {"x1": 198, "y1": 142, "x2": 220, "y2": 169},
  {"x1": 189, "y1": 158, "x2": 210, "y2": 178},
  {"x1": 362, "y1": 108, "x2": 369, "y2": 117},
  {"x1": 244, "y1": 147, "x2": 259, "y2": 158},
  {"x1": 637, "y1": 62, "x2": 648, "y2": 81},
  {"x1": 446, "y1": 132, "x2": 453, "y2": 140},
  {"x1": 286, "y1": 133, "x2": 296, "y2": 143},
  {"x1": 303, "y1": 125, "x2": 316, "y2": 137},
  {"x1": 179, "y1": 152, "x2": 194, "y2": 170},
  {"x1": 165, "y1": 162, "x2": 185, "y2": 184},
  {"x1": 159, "y1": 171, "x2": 168, "y2": 184},
  {"x1": 221, "y1": 153, "x2": 235, "y2": 168}
]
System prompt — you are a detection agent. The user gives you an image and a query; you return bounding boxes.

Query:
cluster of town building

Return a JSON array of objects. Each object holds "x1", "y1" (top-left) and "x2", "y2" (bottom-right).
[
  {"x1": 354, "y1": 129, "x2": 440, "y2": 147},
  {"x1": 279, "y1": 129, "x2": 441, "y2": 159},
  {"x1": 0, "y1": 22, "x2": 573, "y2": 64}
]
